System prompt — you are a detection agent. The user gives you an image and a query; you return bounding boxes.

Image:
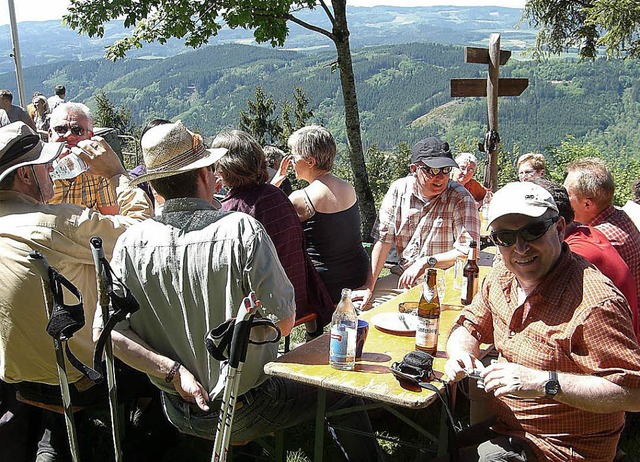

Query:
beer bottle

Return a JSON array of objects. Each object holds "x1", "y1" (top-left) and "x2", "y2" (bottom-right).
[
  {"x1": 415, "y1": 269, "x2": 440, "y2": 355},
  {"x1": 329, "y1": 288, "x2": 357, "y2": 370},
  {"x1": 461, "y1": 240, "x2": 479, "y2": 305}
]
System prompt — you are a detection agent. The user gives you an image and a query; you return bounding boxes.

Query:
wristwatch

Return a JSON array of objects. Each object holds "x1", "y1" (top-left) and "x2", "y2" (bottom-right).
[
  {"x1": 426, "y1": 256, "x2": 437, "y2": 268},
  {"x1": 544, "y1": 371, "x2": 561, "y2": 399}
]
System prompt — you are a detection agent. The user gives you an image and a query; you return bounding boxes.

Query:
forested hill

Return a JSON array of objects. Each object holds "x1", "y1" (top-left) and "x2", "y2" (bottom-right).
[{"x1": 4, "y1": 41, "x2": 640, "y2": 168}]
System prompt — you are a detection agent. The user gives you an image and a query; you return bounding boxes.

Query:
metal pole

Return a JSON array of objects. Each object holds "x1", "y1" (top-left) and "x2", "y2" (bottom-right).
[
  {"x1": 89, "y1": 237, "x2": 123, "y2": 462},
  {"x1": 7, "y1": 0, "x2": 26, "y2": 107}
]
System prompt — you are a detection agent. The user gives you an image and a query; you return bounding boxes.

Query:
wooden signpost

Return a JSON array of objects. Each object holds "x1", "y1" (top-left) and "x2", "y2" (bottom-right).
[{"x1": 450, "y1": 33, "x2": 528, "y2": 192}]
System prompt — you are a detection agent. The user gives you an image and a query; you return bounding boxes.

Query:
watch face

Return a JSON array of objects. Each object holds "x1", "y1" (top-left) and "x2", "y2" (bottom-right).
[
  {"x1": 545, "y1": 380, "x2": 560, "y2": 397},
  {"x1": 428, "y1": 257, "x2": 437, "y2": 267}
]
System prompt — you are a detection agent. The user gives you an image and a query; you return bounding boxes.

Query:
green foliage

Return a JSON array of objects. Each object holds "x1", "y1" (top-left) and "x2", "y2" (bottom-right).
[
  {"x1": 239, "y1": 85, "x2": 314, "y2": 148},
  {"x1": 334, "y1": 142, "x2": 411, "y2": 208},
  {"x1": 524, "y1": 0, "x2": 640, "y2": 59},
  {"x1": 93, "y1": 91, "x2": 136, "y2": 135},
  {"x1": 239, "y1": 86, "x2": 282, "y2": 146}
]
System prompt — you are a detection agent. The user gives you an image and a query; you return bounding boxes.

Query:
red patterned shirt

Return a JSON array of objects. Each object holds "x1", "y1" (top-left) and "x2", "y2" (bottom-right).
[
  {"x1": 457, "y1": 245, "x2": 640, "y2": 462},
  {"x1": 590, "y1": 205, "x2": 640, "y2": 313},
  {"x1": 372, "y1": 177, "x2": 479, "y2": 266}
]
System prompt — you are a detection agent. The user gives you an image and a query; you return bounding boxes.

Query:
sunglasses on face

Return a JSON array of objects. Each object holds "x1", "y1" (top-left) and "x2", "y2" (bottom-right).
[
  {"x1": 52, "y1": 124, "x2": 86, "y2": 137},
  {"x1": 490, "y1": 215, "x2": 559, "y2": 247},
  {"x1": 416, "y1": 165, "x2": 452, "y2": 177}
]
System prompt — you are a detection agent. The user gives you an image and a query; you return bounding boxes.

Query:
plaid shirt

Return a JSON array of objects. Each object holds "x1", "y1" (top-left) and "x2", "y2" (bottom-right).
[
  {"x1": 458, "y1": 245, "x2": 640, "y2": 462},
  {"x1": 371, "y1": 176, "x2": 479, "y2": 266},
  {"x1": 590, "y1": 205, "x2": 640, "y2": 306},
  {"x1": 50, "y1": 173, "x2": 117, "y2": 211}
]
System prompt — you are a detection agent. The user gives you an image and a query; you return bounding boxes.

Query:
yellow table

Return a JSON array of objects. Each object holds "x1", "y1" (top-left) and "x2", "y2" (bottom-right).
[{"x1": 264, "y1": 261, "x2": 493, "y2": 460}]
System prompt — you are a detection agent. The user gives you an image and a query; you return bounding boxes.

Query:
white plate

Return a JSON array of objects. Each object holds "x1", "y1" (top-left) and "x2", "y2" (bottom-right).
[{"x1": 370, "y1": 312, "x2": 418, "y2": 335}]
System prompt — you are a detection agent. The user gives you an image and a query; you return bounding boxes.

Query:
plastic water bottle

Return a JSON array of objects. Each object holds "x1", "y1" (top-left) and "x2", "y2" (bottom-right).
[
  {"x1": 329, "y1": 288, "x2": 357, "y2": 370},
  {"x1": 50, "y1": 152, "x2": 89, "y2": 181}
]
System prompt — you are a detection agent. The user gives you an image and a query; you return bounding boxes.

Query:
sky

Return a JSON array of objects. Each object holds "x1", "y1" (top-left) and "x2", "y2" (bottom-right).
[{"x1": 0, "y1": 0, "x2": 527, "y2": 26}]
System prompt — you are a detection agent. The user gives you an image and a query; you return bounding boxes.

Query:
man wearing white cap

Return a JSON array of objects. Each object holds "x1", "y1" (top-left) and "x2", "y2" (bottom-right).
[
  {"x1": 444, "y1": 182, "x2": 640, "y2": 462},
  {"x1": 0, "y1": 122, "x2": 152, "y2": 461},
  {"x1": 104, "y1": 121, "x2": 382, "y2": 460}
]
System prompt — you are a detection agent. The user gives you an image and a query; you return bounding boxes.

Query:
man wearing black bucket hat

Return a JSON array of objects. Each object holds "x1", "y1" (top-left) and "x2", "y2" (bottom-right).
[
  {"x1": 0, "y1": 122, "x2": 152, "y2": 461},
  {"x1": 354, "y1": 136, "x2": 480, "y2": 307}
]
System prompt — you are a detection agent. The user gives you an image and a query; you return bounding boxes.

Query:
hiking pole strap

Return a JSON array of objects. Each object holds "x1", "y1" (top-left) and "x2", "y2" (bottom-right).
[{"x1": 29, "y1": 251, "x2": 102, "y2": 382}]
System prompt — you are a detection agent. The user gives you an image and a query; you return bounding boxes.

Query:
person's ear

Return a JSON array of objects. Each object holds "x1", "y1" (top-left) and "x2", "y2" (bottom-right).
[{"x1": 410, "y1": 164, "x2": 417, "y2": 175}]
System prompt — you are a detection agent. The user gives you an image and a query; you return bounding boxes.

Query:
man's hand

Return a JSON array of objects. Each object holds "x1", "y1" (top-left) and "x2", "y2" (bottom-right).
[
  {"x1": 444, "y1": 351, "x2": 484, "y2": 383},
  {"x1": 482, "y1": 362, "x2": 547, "y2": 399},
  {"x1": 74, "y1": 136, "x2": 127, "y2": 179},
  {"x1": 172, "y1": 365, "x2": 211, "y2": 412},
  {"x1": 398, "y1": 258, "x2": 426, "y2": 289}
]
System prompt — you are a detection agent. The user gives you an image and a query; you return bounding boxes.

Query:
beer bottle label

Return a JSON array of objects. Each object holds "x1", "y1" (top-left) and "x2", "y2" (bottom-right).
[
  {"x1": 415, "y1": 316, "x2": 439, "y2": 349},
  {"x1": 330, "y1": 323, "x2": 356, "y2": 363}
]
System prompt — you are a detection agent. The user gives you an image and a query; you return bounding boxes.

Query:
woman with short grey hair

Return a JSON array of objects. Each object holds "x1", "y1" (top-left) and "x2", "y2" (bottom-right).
[{"x1": 273, "y1": 125, "x2": 369, "y2": 304}]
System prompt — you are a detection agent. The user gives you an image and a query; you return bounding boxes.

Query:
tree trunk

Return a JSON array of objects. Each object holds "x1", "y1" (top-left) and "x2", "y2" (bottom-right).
[{"x1": 331, "y1": 2, "x2": 377, "y2": 240}]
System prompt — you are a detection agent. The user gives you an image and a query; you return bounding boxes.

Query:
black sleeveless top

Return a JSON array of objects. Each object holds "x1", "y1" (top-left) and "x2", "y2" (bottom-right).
[{"x1": 302, "y1": 195, "x2": 369, "y2": 304}]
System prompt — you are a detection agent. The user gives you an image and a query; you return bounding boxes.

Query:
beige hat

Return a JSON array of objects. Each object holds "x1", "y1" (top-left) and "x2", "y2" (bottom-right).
[
  {"x1": 488, "y1": 182, "x2": 558, "y2": 225},
  {"x1": 0, "y1": 122, "x2": 64, "y2": 183},
  {"x1": 130, "y1": 121, "x2": 226, "y2": 186}
]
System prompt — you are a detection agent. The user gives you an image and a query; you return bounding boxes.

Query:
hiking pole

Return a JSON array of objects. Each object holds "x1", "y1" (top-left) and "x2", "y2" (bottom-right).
[
  {"x1": 29, "y1": 251, "x2": 81, "y2": 462},
  {"x1": 89, "y1": 236, "x2": 123, "y2": 462},
  {"x1": 210, "y1": 294, "x2": 256, "y2": 462}
]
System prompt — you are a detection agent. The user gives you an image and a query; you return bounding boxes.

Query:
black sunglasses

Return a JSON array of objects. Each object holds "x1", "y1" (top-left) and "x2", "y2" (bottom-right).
[
  {"x1": 52, "y1": 124, "x2": 86, "y2": 137},
  {"x1": 416, "y1": 165, "x2": 452, "y2": 177},
  {"x1": 490, "y1": 216, "x2": 559, "y2": 247}
]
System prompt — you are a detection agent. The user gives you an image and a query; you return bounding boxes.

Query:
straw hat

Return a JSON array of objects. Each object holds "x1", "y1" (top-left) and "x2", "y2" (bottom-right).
[
  {"x1": 130, "y1": 121, "x2": 226, "y2": 186},
  {"x1": 0, "y1": 122, "x2": 64, "y2": 183}
]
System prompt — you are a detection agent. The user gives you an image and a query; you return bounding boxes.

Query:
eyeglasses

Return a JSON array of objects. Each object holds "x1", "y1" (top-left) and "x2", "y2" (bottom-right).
[
  {"x1": 416, "y1": 165, "x2": 452, "y2": 177},
  {"x1": 52, "y1": 124, "x2": 86, "y2": 137},
  {"x1": 490, "y1": 216, "x2": 559, "y2": 247},
  {"x1": 518, "y1": 169, "x2": 538, "y2": 178}
]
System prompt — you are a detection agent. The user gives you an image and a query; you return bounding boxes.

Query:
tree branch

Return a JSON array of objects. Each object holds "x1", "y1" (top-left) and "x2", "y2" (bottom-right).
[
  {"x1": 319, "y1": 0, "x2": 336, "y2": 25},
  {"x1": 285, "y1": 13, "x2": 334, "y2": 41}
]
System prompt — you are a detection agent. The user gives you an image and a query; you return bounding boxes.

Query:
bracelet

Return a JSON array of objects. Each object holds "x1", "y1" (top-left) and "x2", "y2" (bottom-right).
[{"x1": 165, "y1": 361, "x2": 181, "y2": 383}]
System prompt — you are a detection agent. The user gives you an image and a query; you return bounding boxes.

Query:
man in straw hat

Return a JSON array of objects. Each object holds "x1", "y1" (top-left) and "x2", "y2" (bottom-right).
[
  {"x1": 103, "y1": 120, "x2": 383, "y2": 460},
  {"x1": 443, "y1": 182, "x2": 640, "y2": 462},
  {"x1": 0, "y1": 122, "x2": 152, "y2": 461}
]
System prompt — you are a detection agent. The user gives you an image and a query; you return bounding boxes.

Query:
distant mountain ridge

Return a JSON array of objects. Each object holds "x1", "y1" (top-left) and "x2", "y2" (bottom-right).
[{"x1": 0, "y1": 5, "x2": 532, "y2": 75}]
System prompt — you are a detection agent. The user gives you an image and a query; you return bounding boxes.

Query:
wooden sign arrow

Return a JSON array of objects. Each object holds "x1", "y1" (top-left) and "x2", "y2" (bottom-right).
[
  {"x1": 465, "y1": 47, "x2": 512, "y2": 65},
  {"x1": 450, "y1": 78, "x2": 529, "y2": 97}
]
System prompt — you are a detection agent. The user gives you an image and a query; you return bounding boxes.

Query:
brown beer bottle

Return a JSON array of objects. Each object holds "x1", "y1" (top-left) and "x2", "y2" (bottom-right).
[
  {"x1": 461, "y1": 240, "x2": 479, "y2": 305},
  {"x1": 415, "y1": 269, "x2": 440, "y2": 355}
]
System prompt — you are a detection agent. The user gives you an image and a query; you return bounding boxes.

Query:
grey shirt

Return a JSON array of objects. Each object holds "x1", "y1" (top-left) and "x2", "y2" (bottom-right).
[{"x1": 107, "y1": 197, "x2": 295, "y2": 398}]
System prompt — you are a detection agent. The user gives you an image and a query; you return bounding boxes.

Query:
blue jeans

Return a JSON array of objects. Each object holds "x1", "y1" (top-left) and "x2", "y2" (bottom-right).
[{"x1": 162, "y1": 377, "x2": 384, "y2": 461}]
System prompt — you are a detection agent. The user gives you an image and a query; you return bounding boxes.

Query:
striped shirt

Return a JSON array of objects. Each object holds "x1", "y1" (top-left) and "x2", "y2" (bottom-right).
[
  {"x1": 372, "y1": 176, "x2": 479, "y2": 266},
  {"x1": 50, "y1": 172, "x2": 117, "y2": 212},
  {"x1": 458, "y1": 245, "x2": 640, "y2": 461}
]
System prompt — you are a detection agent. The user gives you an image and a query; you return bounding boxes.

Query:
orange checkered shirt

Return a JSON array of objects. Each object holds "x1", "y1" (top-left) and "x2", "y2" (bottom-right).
[
  {"x1": 49, "y1": 173, "x2": 117, "y2": 211},
  {"x1": 457, "y1": 245, "x2": 640, "y2": 462}
]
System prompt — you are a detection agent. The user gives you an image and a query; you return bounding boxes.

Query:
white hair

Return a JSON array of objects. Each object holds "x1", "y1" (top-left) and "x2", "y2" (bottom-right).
[
  {"x1": 50, "y1": 102, "x2": 94, "y2": 130},
  {"x1": 455, "y1": 152, "x2": 477, "y2": 166}
]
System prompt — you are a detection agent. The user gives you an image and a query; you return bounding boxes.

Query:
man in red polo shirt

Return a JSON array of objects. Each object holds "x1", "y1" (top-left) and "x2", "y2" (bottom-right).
[{"x1": 445, "y1": 182, "x2": 640, "y2": 462}]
